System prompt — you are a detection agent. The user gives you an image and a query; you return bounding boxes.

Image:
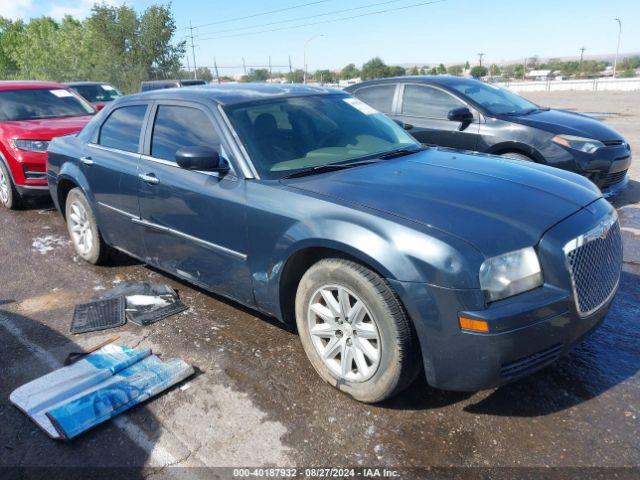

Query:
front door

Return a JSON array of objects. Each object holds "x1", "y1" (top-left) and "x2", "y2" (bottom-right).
[
  {"x1": 396, "y1": 84, "x2": 480, "y2": 151},
  {"x1": 137, "y1": 102, "x2": 253, "y2": 305},
  {"x1": 84, "y1": 104, "x2": 149, "y2": 257}
]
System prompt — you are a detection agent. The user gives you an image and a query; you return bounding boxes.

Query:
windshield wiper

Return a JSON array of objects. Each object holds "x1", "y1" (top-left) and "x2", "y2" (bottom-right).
[
  {"x1": 281, "y1": 159, "x2": 379, "y2": 179},
  {"x1": 378, "y1": 146, "x2": 424, "y2": 160}
]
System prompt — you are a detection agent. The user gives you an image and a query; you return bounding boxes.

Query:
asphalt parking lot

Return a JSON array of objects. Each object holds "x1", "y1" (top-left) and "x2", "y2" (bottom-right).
[{"x1": 1, "y1": 91, "x2": 639, "y2": 478}]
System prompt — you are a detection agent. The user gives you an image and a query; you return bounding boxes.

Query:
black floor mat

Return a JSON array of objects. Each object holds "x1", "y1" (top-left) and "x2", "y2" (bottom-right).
[
  {"x1": 70, "y1": 296, "x2": 126, "y2": 334},
  {"x1": 99, "y1": 282, "x2": 188, "y2": 327},
  {"x1": 127, "y1": 299, "x2": 188, "y2": 326}
]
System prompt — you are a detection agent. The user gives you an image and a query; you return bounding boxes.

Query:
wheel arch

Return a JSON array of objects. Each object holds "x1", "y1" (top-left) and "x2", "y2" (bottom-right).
[
  {"x1": 277, "y1": 243, "x2": 395, "y2": 327},
  {"x1": 485, "y1": 141, "x2": 545, "y2": 163}
]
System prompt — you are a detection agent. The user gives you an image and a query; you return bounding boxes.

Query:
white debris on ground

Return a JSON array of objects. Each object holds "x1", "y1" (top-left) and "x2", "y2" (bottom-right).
[
  {"x1": 126, "y1": 295, "x2": 171, "y2": 308},
  {"x1": 31, "y1": 235, "x2": 70, "y2": 255}
]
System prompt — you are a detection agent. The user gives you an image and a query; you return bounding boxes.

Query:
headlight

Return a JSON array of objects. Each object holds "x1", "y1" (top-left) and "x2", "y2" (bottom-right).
[
  {"x1": 479, "y1": 247, "x2": 543, "y2": 302},
  {"x1": 551, "y1": 134, "x2": 604, "y2": 154},
  {"x1": 12, "y1": 139, "x2": 50, "y2": 152}
]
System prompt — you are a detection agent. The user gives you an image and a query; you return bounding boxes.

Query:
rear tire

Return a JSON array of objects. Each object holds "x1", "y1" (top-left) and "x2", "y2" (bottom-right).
[
  {"x1": 0, "y1": 161, "x2": 22, "y2": 210},
  {"x1": 500, "y1": 152, "x2": 533, "y2": 161},
  {"x1": 65, "y1": 188, "x2": 112, "y2": 265},
  {"x1": 295, "y1": 258, "x2": 420, "y2": 403}
]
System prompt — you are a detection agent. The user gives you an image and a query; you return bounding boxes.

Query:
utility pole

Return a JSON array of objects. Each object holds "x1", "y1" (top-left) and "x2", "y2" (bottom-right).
[
  {"x1": 477, "y1": 52, "x2": 485, "y2": 67},
  {"x1": 613, "y1": 18, "x2": 622, "y2": 78},
  {"x1": 213, "y1": 57, "x2": 221, "y2": 84},
  {"x1": 187, "y1": 21, "x2": 198, "y2": 79},
  {"x1": 268, "y1": 56, "x2": 272, "y2": 82},
  {"x1": 288, "y1": 55, "x2": 293, "y2": 83},
  {"x1": 579, "y1": 47, "x2": 586, "y2": 77},
  {"x1": 523, "y1": 57, "x2": 527, "y2": 80},
  {"x1": 242, "y1": 57, "x2": 247, "y2": 75}
]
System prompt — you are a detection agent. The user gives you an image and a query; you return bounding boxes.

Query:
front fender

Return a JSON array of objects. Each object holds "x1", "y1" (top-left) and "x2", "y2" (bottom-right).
[{"x1": 251, "y1": 214, "x2": 483, "y2": 320}]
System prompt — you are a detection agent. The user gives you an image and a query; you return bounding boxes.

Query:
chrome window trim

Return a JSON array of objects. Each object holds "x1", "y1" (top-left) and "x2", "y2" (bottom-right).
[
  {"x1": 562, "y1": 210, "x2": 620, "y2": 318},
  {"x1": 88, "y1": 143, "x2": 140, "y2": 158},
  {"x1": 131, "y1": 217, "x2": 247, "y2": 261},
  {"x1": 139, "y1": 153, "x2": 235, "y2": 180}
]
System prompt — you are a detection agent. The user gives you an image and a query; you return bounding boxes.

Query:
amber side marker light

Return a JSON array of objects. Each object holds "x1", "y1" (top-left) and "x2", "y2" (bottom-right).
[{"x1": 459, "y1": 316, "x2": 490, "y2": 333}]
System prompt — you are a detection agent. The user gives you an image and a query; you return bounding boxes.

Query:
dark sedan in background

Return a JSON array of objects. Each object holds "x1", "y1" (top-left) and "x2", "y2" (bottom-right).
[
  {"x1": 345, "y1": 76, "x2": 632, "y2": 196},
  {"x1": 66, "y1": 81, "x2": 123, "y2": 111},
  {"x1": 47, "y1": 85, "x2": 622, "y2": 403}
]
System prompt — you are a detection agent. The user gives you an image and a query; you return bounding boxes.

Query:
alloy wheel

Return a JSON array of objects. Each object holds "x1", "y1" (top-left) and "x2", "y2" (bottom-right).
[
  {"x1": 68, "y1": 201, "x2": 93, "y2": 255},
  {"x1": 307, "y1": 284, "x2": 381, "y2": 382}
]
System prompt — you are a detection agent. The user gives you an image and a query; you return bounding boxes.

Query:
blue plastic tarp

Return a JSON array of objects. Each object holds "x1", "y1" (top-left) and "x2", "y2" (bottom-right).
[{"x1": 10, "y1": 344, "x2": 194, "y2": 440}]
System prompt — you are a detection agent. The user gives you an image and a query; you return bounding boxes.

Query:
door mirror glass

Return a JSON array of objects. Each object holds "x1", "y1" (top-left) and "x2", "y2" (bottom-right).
[
  {"x1": 447, "y1": 107, "x2": 473, "y2": 123},
  {"x1": 175, "y1": 146, "x2": 228, "y2": 172}
]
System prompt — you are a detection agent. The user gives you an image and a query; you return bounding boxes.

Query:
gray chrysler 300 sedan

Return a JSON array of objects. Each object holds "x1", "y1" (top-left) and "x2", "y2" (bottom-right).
[{"x1": 46, "y1": 84, "x2": 623, "y2": 403}]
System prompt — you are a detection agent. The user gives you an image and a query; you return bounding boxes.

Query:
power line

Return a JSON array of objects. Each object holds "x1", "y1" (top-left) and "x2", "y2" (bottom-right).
[
  {"x1": 198, "y1": 0, "x2": 447, "y2": 41},
  {"x1": 197, "y1": 0, "x2": 410, "y2": 37},
  {"x1": 193, "y1": 0, "x2": 331, "y2": 29}
]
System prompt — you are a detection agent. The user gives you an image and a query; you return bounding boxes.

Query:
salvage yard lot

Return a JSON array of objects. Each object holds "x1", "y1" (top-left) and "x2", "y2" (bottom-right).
[{"x1": 1, "y1": 91, "x2": 639, "y2": 475}]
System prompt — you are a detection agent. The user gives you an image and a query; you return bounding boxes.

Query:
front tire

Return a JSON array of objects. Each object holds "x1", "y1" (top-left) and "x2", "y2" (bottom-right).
[
  {"x1": 65, "y1": 188, "x2": 112, "y2": 265},
  {"x1": 295, "y1": 258, "x2": 419, "y2": 403},
  {"x1": 0, "y1": 161, "x2": 22, "y2": 210}
]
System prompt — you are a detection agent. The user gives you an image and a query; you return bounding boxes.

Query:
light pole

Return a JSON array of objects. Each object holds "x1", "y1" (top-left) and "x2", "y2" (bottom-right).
[
  {"x1": 303, "y1": 34, "x2": 324, "y2": 84},
  {"x1": 613, "y1": 18, "x2": 622, "y2": 78}
]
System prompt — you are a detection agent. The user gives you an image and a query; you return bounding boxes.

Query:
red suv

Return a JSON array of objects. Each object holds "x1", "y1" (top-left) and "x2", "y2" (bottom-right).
[{"x1": 0, "y1": 81, "x2": 95, "y2": 209}]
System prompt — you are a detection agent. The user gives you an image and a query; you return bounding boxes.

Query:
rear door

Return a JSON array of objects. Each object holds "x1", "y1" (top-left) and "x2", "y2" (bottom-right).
[
  {"x1": 137, "y1": 101, "x2": 253, "y2": 304},
  {"x1": 396, "y1": 83, "x2": 480, "y2": 150},
  {"x1": 85, "y1": 103, "x2": 150, "y2": 257}
]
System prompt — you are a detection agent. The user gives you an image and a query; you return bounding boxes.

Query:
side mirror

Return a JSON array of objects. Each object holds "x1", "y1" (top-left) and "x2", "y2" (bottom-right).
[
  {"x1": 393, "y1": 119, "x2": 414, "y2": 130},
  {"x1": 175, "y1": 146, "x2": 229, "y2": 173},
  {"x1": 447, "y1": 107, "x2": 473, "y2": 123}
]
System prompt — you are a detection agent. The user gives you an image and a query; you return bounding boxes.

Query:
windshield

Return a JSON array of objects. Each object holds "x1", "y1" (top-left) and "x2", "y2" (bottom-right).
[
  {"x1": 225, "y1": 94, "x2": 419, "y2": 179},
  {"x1": 0, "y1": 88, "x2": 95, "y2": 121},
  {"x1": 72, "y1": 84, "x2": 122, "y2": 103},
  {"x1": 448, "y1": 81, "x2": 538, "y2": 115}
]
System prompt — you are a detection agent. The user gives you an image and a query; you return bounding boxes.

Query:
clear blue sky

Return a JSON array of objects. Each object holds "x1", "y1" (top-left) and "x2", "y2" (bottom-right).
[{"x1": 9, "y1": 0, "x2": 640, "y2": 74}]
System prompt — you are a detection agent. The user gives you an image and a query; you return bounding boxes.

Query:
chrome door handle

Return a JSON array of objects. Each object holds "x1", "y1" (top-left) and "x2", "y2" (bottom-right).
[
  {"x1": 139, "y1": 173, "x2": 160, "y2": 185},
  {"x1": 80, "y1": 156, "x2": 94, "y2": 166}
]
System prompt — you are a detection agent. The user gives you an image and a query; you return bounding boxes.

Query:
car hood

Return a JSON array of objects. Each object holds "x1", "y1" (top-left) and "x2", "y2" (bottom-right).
[
  {"x1": 283, "y1": 149, "x2": 601, "y2": 257},
  {"x1": 0, "y1": 115, "x2": 92, "y2": 140},
  {"x1": 502, "y1": 108, "x2": 624, "y2": 141}
]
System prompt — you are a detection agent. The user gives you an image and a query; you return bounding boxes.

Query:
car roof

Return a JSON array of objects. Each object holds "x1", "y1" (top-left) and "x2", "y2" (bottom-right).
[
  {"x1": 0, "y1": 80, "x2": 67, "y2": 91},
  {"x1": 345, "y1": 75, "x2": 480, "y2": 90},
  {"x1": 125, "y1": 83, "x2": 345, "y2": 106},
  {"x1": 66, "y1": 81, "x2": 111, "y2": 87}
]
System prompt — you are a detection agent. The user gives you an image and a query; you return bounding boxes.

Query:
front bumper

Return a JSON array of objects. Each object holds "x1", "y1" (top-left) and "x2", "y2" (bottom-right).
[{"x1": 391, "y1": 198, "x2": 620, "y2": 391}]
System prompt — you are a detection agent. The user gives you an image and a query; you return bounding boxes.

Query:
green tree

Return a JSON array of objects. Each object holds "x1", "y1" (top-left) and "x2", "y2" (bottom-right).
[
  {"x1": 470, "y1": 65, "x2": 488, "y2": 78},
  {"x1": 286, "y1": 69, "x2": 305, "y2": 83},
  {"x1": 447, "y1": 64, "x2": 463, "y2": 76},
  {"x1": 436, "y1": 63, "x2": 446, "y2": 74},
  {"x1": 314, "y1": 69, "x2": 337, "y2": 83},
  {"x1": 513, "y1": 64, "x2": 525, "y2": 79},
  {"x1": 464, "y1": 60, "x2": 470, "y2": 70},
  {"x1": 361, "y1": 57, "x2": 388, "y2": 80},
  {"x1": 340, "y1": 63, "x2": 360, "y2": 80},
  {"x1": 386, "y1": 65, "x2": 406, "y2": 77},
  {"x1": 0, "y1": 18, "x2": 22, "y2": 76},
  {"x1": 429, "y1": 67, "x2": 437, "y2": 75},
  {"x1": 489, "y1": 64, "x2": 501, "y2": 77},
  {"x1": 409, "y1": 66, "x2": 419, "y2": 75}
]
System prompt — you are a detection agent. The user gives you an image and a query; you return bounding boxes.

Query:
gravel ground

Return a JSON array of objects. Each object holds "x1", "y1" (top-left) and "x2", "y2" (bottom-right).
[{"x1": 0, "y1": 91, "x2": 639, "y2": 479}]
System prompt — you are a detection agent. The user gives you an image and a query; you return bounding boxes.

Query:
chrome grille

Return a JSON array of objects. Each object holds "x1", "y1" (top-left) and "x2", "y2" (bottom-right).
[{"x1": 564, "y1": 214, "x2": 622, "y2": 317}]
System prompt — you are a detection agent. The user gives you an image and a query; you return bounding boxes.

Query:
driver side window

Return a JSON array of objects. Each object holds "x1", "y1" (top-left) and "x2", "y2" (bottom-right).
[
  {"x1": 151, "y1": 105, "x2": 221, "y2": 162},
  {"x1": 402, "y1": 85, "x2": 464, "y2": 119}
]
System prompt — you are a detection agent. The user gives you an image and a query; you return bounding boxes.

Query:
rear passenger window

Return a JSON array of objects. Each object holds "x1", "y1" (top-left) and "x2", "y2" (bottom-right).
[
  {"x1": 151, "y1": 105, "x2": 220, "y2": 162},
  {"x1": 402, "y1": 85, "x2": 464, "y2": 118},
  {"x1": 354, "y1": 85, "x2": 395, "y2": 113},
  {"x1": 99, "y1": 105, "x2": 147, "y2": 152}
]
